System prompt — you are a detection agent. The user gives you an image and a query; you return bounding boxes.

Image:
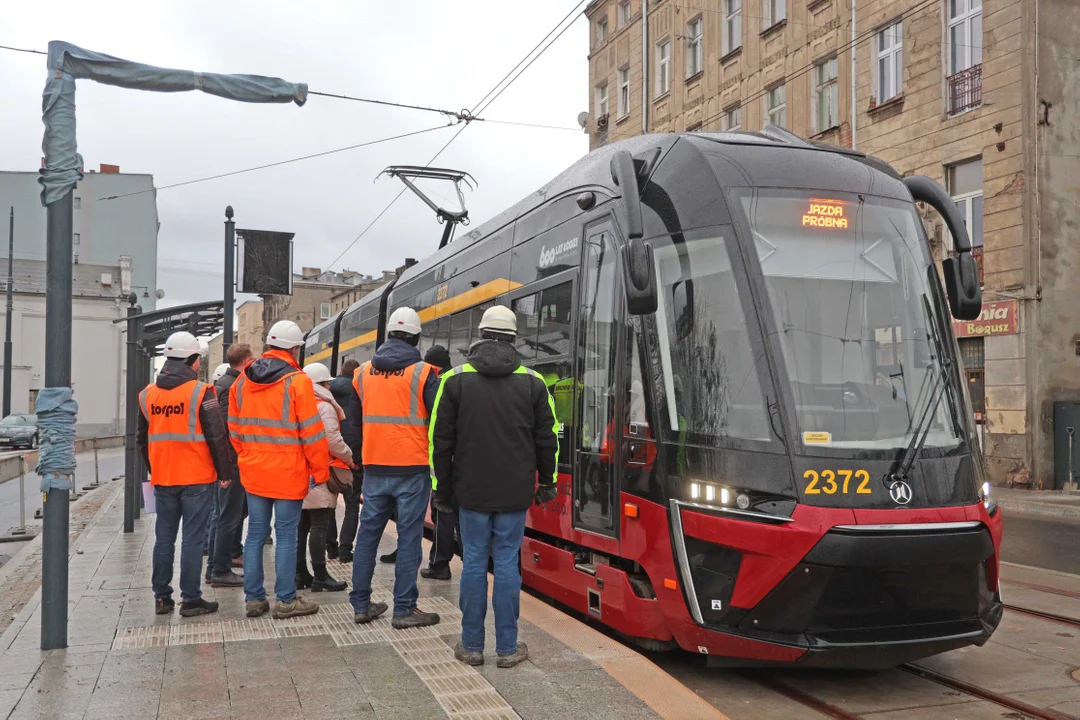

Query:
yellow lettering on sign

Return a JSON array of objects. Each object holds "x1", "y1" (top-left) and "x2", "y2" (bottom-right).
[
  {"x1": 801, "y1": 201, "x2": 849, "y2": 230},
  {"x1": 803, "y1": 431, "x2": 832, "y2": 444}
]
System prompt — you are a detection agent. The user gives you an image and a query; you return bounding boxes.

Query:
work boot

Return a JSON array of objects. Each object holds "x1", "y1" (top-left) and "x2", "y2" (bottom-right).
[
  {"x1": 392, "y1": 608, "x2": 440, "y2": 629},
  {"x1": 454, "y1": 641, "x2": 484, "y2": 666},
  {"x1": 209, "y1": 570, "x2": 245, "y2": 588},
  {"x1": 155, "y1": 597, "x2": 175, "y2": 615},
  {"x1": 353, "y1": 602, "x2": 388, "y2": 625},
  {"x1": 179, "y1": 598, "x2": 219, "y2": 618},
  {"x1": 272, "y1": 596, "x2": 319, "y2": 619},
  {"x1": 421, "y1": 565, "x2": 451, "y2": 581},
  {"x1": 295, "y1": 564, "x2": 314, "y2": 590},
  {"x1": 311, "y1": 564, "x2": 347, "y2": 592},
  {"x1": 379, "y1": 549, "x2": 398, "y2": 564},
  {"x1": 337, "y1": 549, "x2": 353, "y2": 564},
  {"x1": 496, "y1": 642, "x2": 529, "y2": 668},
  {"x1": 246, "y1": 598, "x2": 270, "y2": 618}
]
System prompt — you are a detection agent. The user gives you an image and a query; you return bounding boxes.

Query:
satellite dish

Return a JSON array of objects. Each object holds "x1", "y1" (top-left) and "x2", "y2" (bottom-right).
[
  {"x1": 577, "y1": 112, "x2": 591, "y2": 129},
  {"x1": 155, "y1": 289, "x2": 166, "y2": 300}
]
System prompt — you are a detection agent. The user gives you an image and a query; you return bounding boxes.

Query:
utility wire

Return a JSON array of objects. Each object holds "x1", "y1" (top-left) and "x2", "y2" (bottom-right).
[
  {"x1": 324, "y1": 0, "x2": 589, "y2": 270},
  {"x1": 0, "y1": 44, "x2": 46, "y2": 55},
  {"x1": 98, "y1": 124, "x2": 450, "y2": 201}
]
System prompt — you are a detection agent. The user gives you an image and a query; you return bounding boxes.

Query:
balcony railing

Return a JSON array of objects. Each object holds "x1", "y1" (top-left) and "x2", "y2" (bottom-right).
[{"x1": 948, "y1": 64, "x2": 982, "y2": 115}]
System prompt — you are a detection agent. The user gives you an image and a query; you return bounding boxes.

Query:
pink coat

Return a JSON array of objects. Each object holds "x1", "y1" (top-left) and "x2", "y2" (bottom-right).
[{"x1": 303, "y1": 384, "x2": 354, "y2": 510}]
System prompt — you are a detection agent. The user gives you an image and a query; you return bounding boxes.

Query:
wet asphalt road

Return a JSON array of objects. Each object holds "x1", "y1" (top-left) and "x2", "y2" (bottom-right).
[{"x1": 1000, "y1": 510, "x2": 1080, "y2": 575}]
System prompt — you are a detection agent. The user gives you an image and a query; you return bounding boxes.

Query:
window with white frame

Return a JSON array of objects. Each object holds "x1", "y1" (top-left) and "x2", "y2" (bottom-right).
[
  {"x1": 618, "y1": 67, "x2": 631, "y2": 118},
  {"x1": 73, "y1": 233, "x2": 80, "y2": 246},
  {"x1": 948, "y1": 0, "x2": 982, "y2": 75},
  {"x1": 685, "y1": 17, "x2": 703, "y2": 78},
  {"x1": 812, "y1": 58, "x2": 838, "y2": 133},
  {"x1": 875, "y1": 21, "x2": 903, "y2": 103},
  {"x1": 73, "y1": 197, "x2": 82, "y2": 210},
  {"x1": 765, "y1": 85, "x2": 786, "y2": 128},
  {"x1": 320, "y1": 303, "x2": 331, "y2": 320},
  {"x1": 763, "y1": 0, "x2": 786, "y2": 30},
  {"x1": 617, "y1": 0, "x2": 632, "y2": 28},
  {"x1": 656, "y1": 40, "x2": 671, "y2": 96},
  {"x1": 596, "y1": 83, "x2": 610, "y2": 119},
  {"x1": 723, "y1": 0, "x2": 743, "y2": 55},
  {"x1": 722, "y1": 105, "x2": 742, "y2": 131},
  {"x1": 948, "y1": 158, "x2": 984, "y2": 250},
  {"x1": 595, "y1": 17, "x2": 608, "y2": 47}
]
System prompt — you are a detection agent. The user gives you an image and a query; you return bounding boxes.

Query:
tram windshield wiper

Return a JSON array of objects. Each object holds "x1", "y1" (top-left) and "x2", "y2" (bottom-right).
[{"x1": 887, "y1": 297, "x2": 952, "y2": 486}]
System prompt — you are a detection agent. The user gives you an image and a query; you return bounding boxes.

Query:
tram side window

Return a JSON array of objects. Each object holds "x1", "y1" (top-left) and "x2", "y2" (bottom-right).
[
  {"x1": 537, "y1": 282, "x2": 572, "y2": 360},
  {"x1": 421, "y1": 316, "x2": 450, "y2": 355},
  {"x1": 448, "y1": 312, "x2": 472, "y2": 363},
  {"x1": 470, "y1": 302, "x2": 494, "y2": 345},
  {"x1": 513, "y1": 294, "x2": 539, "y2": 360}
]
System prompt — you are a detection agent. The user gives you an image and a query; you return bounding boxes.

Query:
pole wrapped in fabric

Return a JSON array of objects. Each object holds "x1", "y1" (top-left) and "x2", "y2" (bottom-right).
[{"x1": 35, "y1": 387, "x2": 78, "y2": 492}]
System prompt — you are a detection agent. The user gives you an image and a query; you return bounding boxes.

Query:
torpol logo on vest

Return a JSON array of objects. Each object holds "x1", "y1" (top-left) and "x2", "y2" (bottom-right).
[
  {"x1": 151, "y1": 402, "x2": 185, "y2": 418},
  {"x1": 537, "y1": 238, "x2": 579, "y2": 268}
]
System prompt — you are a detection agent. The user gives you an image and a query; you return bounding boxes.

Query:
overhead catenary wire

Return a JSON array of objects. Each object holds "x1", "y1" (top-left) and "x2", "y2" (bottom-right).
[{"x1": 323, "y1": 0, "x2": 590, "y2": 270}]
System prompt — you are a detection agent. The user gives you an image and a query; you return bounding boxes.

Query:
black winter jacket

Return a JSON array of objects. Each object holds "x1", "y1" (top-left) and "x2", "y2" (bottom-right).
[
  {"x1": 136, "y1": 359, "x2": 232, "y2": 482},
  {"x1": 329, "y1": 374, "x2": 360, "y2": 456},
  {"x1": 214, "y1": 367, "x2": 241, "y2": 482},
  {"x1": 430, "y1": 340, "x2": 559, "y2": 512}
]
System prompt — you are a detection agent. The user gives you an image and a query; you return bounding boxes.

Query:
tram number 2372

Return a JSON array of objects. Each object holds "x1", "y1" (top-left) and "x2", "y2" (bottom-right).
[{"x1": 803, "y1": 469, "x2": 872, "y2": 495}]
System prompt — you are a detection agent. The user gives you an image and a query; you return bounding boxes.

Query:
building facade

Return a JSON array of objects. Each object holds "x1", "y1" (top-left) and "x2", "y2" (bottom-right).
[
  {"x1": 0, "y1": 164, "x2": 160, "y2": 311},
  {"x1": 0, "y1": 259, "x2": 131, "y2": 436},
  {"x1": 585, "y1": 0, "x2": 1080, "y2": 488}
]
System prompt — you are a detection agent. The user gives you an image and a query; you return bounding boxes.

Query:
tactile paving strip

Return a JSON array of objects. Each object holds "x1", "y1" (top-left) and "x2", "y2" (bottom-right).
[
  {"x1": 271, "y1": 615, "x2": 327, "y2": 638},
  {"x1": 111, "y1": 625, "x2": 171, "y2": 650},
  {"x1": 169, "y1": 622, "x2": 223, "y2": 646},
  {"x1": 221, "y1": 618, "x2": 276, "y2": 642},
  {"x1": 392, "y1": 636, "x2": 519, "y2": 719}
]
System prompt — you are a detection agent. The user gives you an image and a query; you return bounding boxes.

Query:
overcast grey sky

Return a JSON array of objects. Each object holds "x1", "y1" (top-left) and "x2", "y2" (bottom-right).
[{"x1": 1, "y1": 1, "x2": 589, "y2": 309}]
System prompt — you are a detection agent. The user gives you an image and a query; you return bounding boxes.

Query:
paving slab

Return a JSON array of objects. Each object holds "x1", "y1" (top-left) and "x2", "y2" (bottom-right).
[{"x1": 0, "y1": 490, "x2": 721, "y2": 720}]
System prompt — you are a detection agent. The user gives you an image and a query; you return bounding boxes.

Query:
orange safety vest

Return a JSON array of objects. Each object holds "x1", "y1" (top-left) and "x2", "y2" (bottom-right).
[
  {"x1": 353, "y1": 360, "x2": 433, "y2": 467},
  {"x1": 228, "y1": 351, "x2": 330, "y2": 500},
  {"x1": 139, "y1": 380, "x2": 216, "y2": 486}
]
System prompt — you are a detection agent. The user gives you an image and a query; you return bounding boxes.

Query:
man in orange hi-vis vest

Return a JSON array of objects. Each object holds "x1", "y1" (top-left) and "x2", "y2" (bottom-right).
[
  {"x1": 229, "y1": 320, "x2": 330, "y2": 620},
  {"x1": 348, "y1": 307, "x2": 442, "y2": 629},
  {"x1": 137, "y1": 331, "x2": 232, "y2": 619}
]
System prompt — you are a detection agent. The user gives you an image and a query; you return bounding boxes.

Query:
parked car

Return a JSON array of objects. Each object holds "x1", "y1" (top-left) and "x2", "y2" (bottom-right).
[{"x1": 0, "y1": 414, "x2": 38, "y2": 449}]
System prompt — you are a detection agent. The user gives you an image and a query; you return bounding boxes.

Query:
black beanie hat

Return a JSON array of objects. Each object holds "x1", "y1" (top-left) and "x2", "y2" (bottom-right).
[{"x1": 424, "y1": 344, "x2": 452, "y2": 371}]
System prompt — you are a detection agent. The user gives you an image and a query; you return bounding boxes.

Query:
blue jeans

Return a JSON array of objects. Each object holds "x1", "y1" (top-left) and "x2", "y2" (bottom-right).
[
  {"x1": 152, "y1": 483, "x2": 214, "y2": 604},
  {"x1": 243, "y1": 493, "x2": 302, "y2": 603},
  {"x1": 350, "y1": 472, "x2": 429, "y2": 616},
  {"x1": 458, "y1": 508, "x2": 527, "y2": 656}
]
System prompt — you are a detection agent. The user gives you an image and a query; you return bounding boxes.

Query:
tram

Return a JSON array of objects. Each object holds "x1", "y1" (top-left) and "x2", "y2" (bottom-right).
[{"x1": 303, "y1": 126, "x2": 1002, "y2": 668}]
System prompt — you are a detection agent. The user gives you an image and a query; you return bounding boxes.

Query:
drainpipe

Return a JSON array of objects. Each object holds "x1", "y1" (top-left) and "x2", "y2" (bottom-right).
[
  {"x1": 642, "y1": 0, "x2": 649, "y2": 134},
  {"x1": 851, "y1": 0, "x2": 857, "y2": 149}
]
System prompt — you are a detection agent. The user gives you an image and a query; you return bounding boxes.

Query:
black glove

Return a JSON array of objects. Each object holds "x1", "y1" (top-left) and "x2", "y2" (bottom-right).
[
  {"x1": 432, "y1": 494, "x2": 456, "y2": 515},
  {"x1": 534, "y1": 483, "x2": 558, "y2": 506}
]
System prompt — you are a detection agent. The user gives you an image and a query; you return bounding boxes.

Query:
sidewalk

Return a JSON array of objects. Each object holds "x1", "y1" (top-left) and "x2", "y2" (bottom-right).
[
  {"x1": 0, "y1": 487, "x2": 724, "y2": 720},
  {"x1": 993, "y1": 485, "x2": 1080, "y2": 520}
]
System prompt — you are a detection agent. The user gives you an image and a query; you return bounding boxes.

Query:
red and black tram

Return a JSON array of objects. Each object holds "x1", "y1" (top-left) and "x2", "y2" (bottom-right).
[{"x1": 304, "y1": 126, "x2": 1002, "y2": 668}]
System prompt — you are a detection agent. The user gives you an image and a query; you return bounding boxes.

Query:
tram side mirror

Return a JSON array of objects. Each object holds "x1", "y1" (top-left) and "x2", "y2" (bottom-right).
[
  {"x1": 673, "y1": 279, "x2": 695, "y2": 336},
  {"x1": 611, "y1": 150, "x2": 657, "y2": 315},
  {"x1": 903, "y1": 175, "x2": 982, "y2": 321}
]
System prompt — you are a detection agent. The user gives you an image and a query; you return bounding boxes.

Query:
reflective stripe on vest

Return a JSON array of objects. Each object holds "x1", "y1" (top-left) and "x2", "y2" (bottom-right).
[
  {"x1": 357, "y1": 360, "x2": 432, "y2": 466},
  {"x1": 140, "y1": 379, "x2": 215, "y2": 486},
  {"x1": 228, "y1": 373, "x2": 325, "y2": 446}
]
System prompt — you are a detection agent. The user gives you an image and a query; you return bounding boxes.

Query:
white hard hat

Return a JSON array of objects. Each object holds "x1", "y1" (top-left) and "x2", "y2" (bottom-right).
[
  {"x1": 304, "y1": 362, "x2": 332, "y2": 384},
  {"x1": 478, "y1": 305, "x2": 517, "y2": 336},
  {"x1": 387, "y1": 307, "x2": 422, "y2": 336},
  {"x1": 163, "y1": 331, "x2": 201, "y2": 359},
  {"x1": 212, "y1": 363, "x2": 230, "y2": 383},
  {"x1": 266, "y1": 320, "x2": 305, "y2": 349}
]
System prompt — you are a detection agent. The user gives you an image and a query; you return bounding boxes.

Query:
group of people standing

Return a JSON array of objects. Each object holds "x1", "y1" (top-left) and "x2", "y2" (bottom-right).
[{"x1": 138, "y1": 302, "x2": 558, "y2": 667}]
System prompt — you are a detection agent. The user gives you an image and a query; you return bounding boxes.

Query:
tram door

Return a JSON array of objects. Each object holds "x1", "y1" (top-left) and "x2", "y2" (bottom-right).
[{"x1": 573, "y1": 221, "x2": 621, "y2": 537}]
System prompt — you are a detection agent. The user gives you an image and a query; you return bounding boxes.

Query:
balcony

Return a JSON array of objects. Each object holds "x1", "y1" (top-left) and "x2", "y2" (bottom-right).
[{"x1": 947, "y1": 64, "x2": 982, "y2": 116}]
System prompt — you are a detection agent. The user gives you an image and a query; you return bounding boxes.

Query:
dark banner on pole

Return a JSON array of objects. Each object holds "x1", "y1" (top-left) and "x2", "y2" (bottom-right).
[{"x1": 236, "y1": 229, "x2": 293, "y2": 295}]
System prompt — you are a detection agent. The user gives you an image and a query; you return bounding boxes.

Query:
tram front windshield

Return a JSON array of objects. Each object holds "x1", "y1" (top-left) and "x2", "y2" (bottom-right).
[{"x1": 737, "y1": 189, "x2": 964, "y2": 451}]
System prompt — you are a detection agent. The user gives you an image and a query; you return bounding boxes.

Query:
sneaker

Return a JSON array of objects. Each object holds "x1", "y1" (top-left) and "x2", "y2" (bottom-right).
[
  {"x1": 179, "y1": 598, "x2": 220, "y2": 618},
  {"x1": 454, "y1": 641, "x2": 484, "y2": 666},
  {"x1": 420, "y1": 565, "x2": 451, "y2": 581},
  {"x1": 272, "y1": 596, "x2": 319, "y2": 619},
  {"x1": 392, "y1": 609, "x2": 440, "y2": 629},
  {"x1": 209, "y1": 570, "x2": 244, "y2": 588},
  {"x1": 337, "y1": 550, "x2": 353, "y2": 564},
  {"x1": 246, "y1": 599, "x2": 270, "y2": 618},
  {"x1": 311, "y1": 576, "x2": 347, "y2": 593},
  {"x1": 155, "y1": 597, "x2": 175, "y2": 615},
  {"x1": 353, "y1": 601, "x2": 388, "y2": 625},
  {"x1": 496, "y1": 642, "x2": 529, "y2": 668},
  {"x1": 379, "y1": 550, "x2": 397, "y2": 564}
]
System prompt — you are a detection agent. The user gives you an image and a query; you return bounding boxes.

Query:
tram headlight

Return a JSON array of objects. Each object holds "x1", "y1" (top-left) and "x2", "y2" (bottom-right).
[
  {"x1": 688, "y1": 480, "x2": 735, "y2": 507},
  {"x1": 980, "y1": 481, "x2": 998, "y2": 514}
]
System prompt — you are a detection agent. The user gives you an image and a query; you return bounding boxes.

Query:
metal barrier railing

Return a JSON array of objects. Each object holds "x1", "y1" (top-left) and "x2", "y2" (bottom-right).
[{"x1": 0, "y1": 453, "x2": 33, "y2": 543}]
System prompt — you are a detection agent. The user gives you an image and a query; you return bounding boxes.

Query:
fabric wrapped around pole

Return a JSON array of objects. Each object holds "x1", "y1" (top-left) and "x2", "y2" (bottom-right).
[{"x1": 35, "y1": 387, "x2": 78, "y2": 492}]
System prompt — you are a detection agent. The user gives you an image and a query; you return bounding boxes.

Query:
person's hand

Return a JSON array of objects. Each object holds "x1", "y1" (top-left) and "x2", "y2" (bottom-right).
[
  {"x1": 432, "y1": 495, "x2": 455, "y2": 515},
  {"x1": 219, "y1": 479, "x2": 232, "y2": 489},
  {"x1": 349, "y1": 462, "x2": 360, "y2": 471},
  {"x1": 534, "y1": 484, "x2": 558, "y2": 506}
]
